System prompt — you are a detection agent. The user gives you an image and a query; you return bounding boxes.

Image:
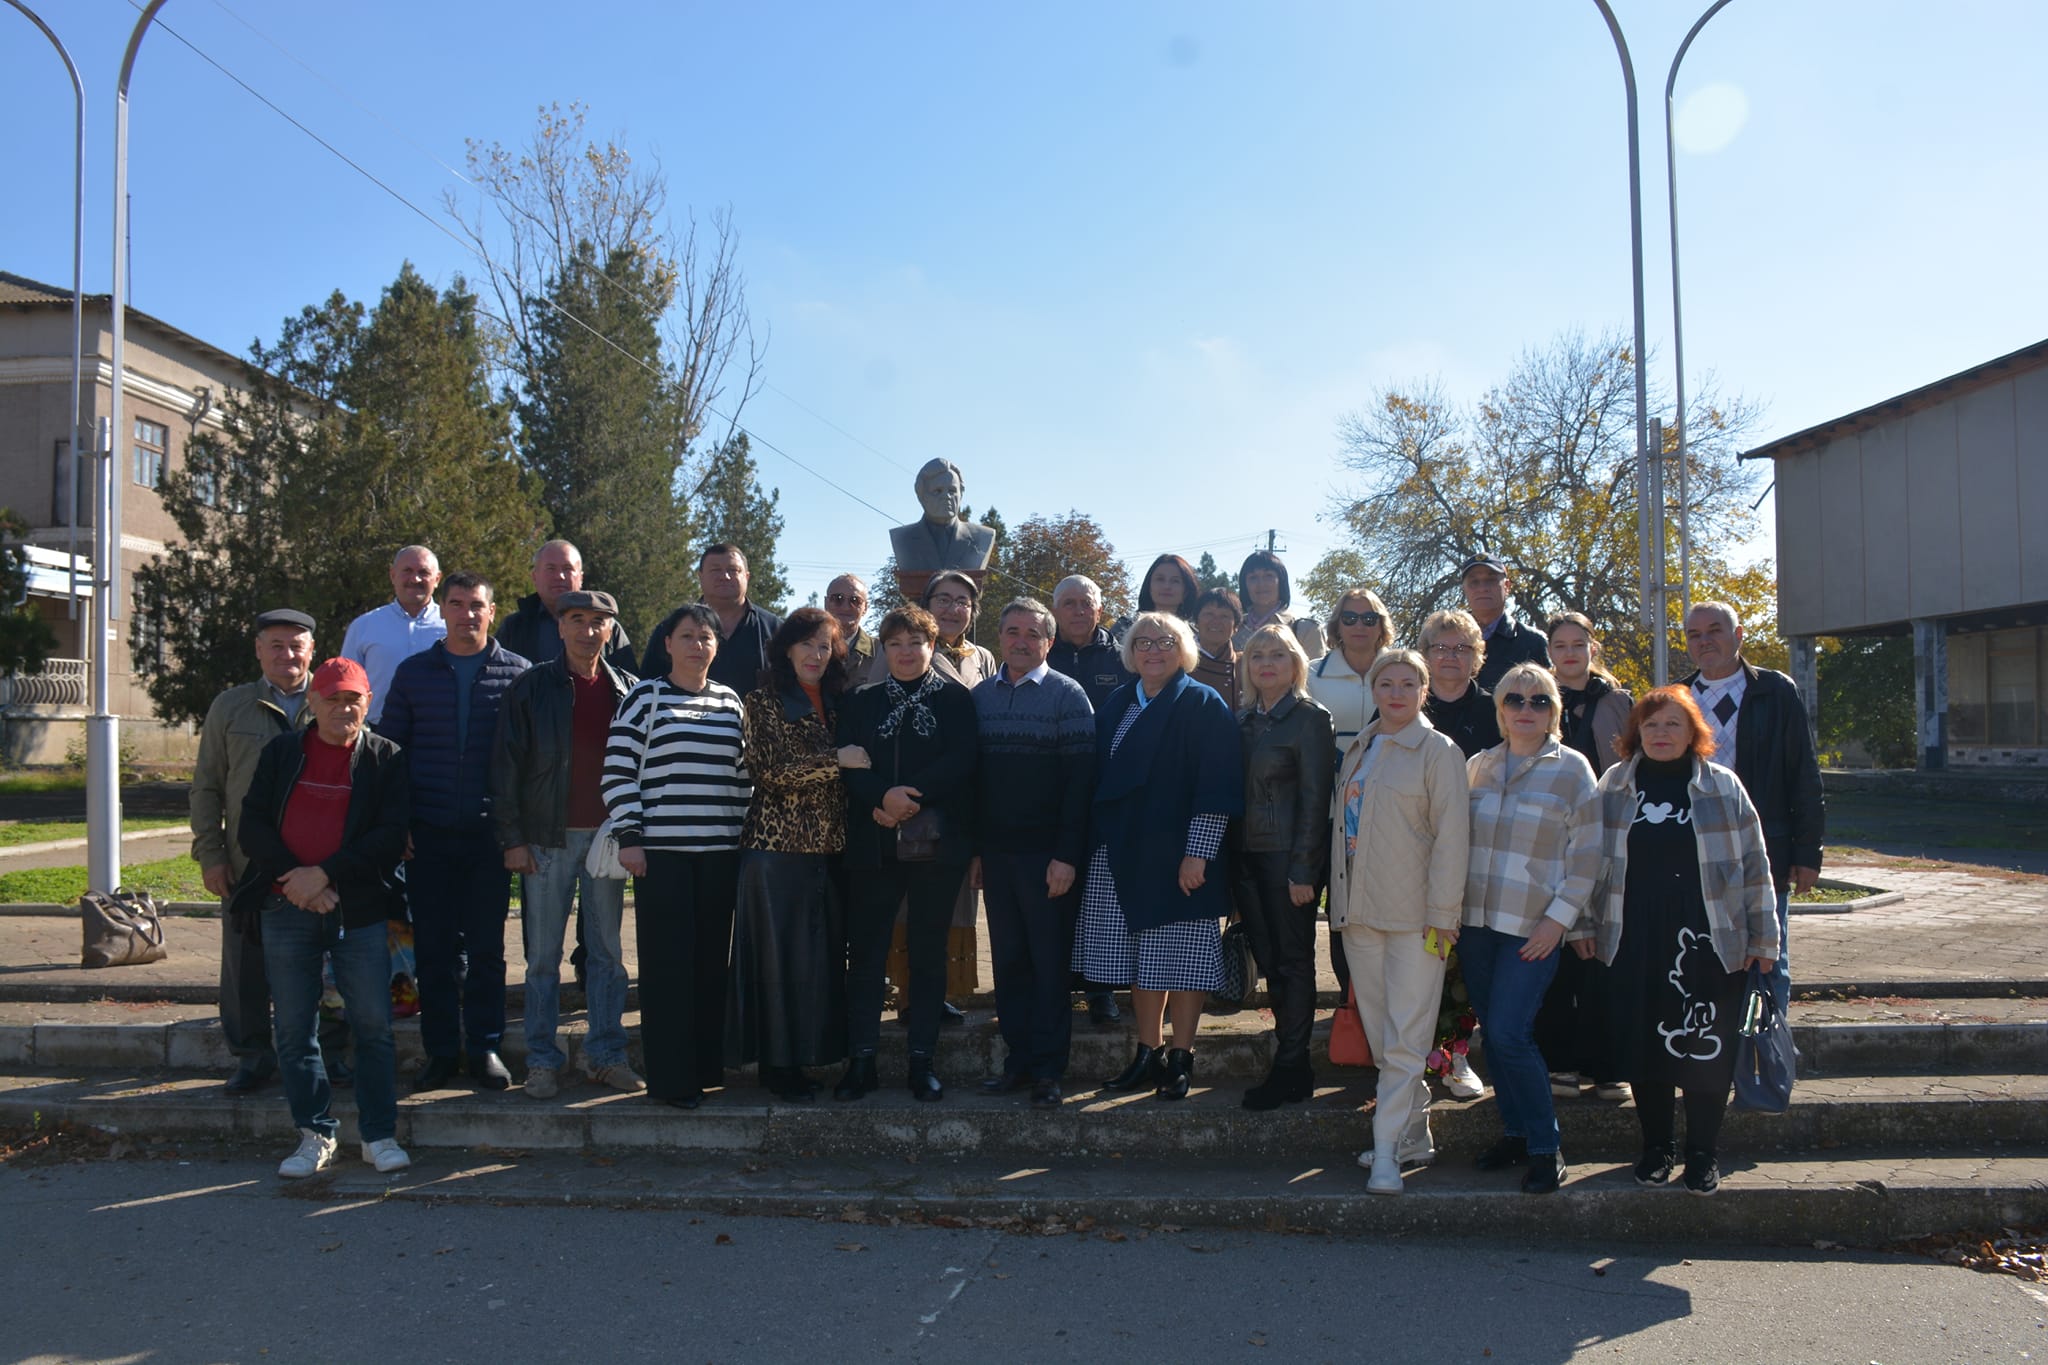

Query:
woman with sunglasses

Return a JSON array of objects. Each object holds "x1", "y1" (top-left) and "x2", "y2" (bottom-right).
[
  {"x1": 1309, "y1": 588, "x2": 1396, "y2": 759},
  {"x1": 1458, "y1": 663, "x2": 1601, "y2": 1193}
]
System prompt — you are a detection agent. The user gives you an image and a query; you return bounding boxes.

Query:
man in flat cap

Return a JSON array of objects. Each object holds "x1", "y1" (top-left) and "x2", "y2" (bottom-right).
[
  {"x1": 491, "y1": 590, "x2": 642, "y2": 1097},
  {"x1": 191, "y1": 607, "x2": 345, "y2": 1093}
]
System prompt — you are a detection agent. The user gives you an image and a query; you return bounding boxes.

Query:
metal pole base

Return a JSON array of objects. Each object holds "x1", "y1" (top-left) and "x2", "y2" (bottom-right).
[{"x1": 85, "y1": 714, "x2": 123, "y2": 894}]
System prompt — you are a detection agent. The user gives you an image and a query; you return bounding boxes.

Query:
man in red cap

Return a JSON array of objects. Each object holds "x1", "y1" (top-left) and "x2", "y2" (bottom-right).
[{"x1": 232, "y1": 656, "x2": 412, "y2": 1178}]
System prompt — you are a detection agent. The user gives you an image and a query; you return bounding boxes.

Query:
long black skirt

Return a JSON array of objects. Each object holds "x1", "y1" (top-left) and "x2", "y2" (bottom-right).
[
  {"x1": 1611, "y1": 888, "x2": 1744, "y2": 1092},
  {"x1": 724, "y1": 850, "x2": 847, "y2": 1069}
]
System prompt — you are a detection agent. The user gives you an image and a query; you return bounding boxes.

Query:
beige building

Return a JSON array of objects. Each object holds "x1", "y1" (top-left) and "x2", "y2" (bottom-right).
[
  {"x1": 0, "y1": 270, "x2": 250, "y2": 765},
  {"x1": 1745, "y1": 338, "x2": 2048, "y2": 770}
]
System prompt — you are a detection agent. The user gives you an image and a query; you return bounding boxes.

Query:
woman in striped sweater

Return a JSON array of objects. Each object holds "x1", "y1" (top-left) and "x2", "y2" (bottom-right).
[{"x1": 602, "y1": 603, "x2": 753, "y2": 1109}]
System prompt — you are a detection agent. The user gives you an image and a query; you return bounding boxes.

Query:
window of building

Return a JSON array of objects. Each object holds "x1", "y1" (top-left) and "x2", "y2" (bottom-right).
[
  {"x1": 1949, "y1": 627, "x2": 2042, "y2": 747},
  {"x1": 131, "y1": 581, "x2": 166, "y2": 677},
  {"x1": 191, "y1": 448, "x2": 218, "y2": 508},
  {"x1": 132, "y1": 419, "x2": 168, "y2": 489}
]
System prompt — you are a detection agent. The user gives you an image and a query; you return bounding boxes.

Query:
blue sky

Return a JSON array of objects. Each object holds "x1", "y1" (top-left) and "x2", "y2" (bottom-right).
[{"x1": 6, "y1": 2, "x2": 2045, "y2": 608}]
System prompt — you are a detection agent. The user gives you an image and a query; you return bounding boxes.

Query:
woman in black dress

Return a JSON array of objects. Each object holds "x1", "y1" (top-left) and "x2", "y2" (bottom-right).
[{"x1": 1577, "y1": 686, "x2": 1777, "y2": 1195}]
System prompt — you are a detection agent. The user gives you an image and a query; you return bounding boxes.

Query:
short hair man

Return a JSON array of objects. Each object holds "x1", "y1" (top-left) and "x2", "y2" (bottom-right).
[
  {"x1": 1457, "y1": 553, "x2": 1550, "y2": 690},
  {"x1": 380, "y1": 572, "x2": 531, "y2": 1092},
  {"x1": 972, "y1": 598, "x2": 1097, "y2": 1107},
  {"x1": 640, "y1": 544, "x2": 783, "y2": 692},
  {"x1": 192, "y1": 607, "x2": 345, "y2": 1092},
  {"x1": 491, "y1": 590, "x2": 642, "y2": 1098},
  {"x1": 231, "y1": 656, "x2": 411, "y2": 1178},
  {"x1": 824, "y1": 573, "x2": 877, "y2": 675},
  {"x1": 1048, "y1": 575, "x2": 1132, "y2": 711},
  {"x1": 1682, "y1": 600, "x2": 1825, "y2": 1015},
  {"x1": 494, "y1": 539, "x2": 639, "y2": 675},
  {"x1": 340, "y1": 545, "x2": 446, "y2": 723}
]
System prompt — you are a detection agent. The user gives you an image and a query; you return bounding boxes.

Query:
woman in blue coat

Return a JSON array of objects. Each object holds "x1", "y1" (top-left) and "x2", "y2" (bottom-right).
[{"x1": 1074, "y1": 611, "x2": 1245, "y2": 1099}]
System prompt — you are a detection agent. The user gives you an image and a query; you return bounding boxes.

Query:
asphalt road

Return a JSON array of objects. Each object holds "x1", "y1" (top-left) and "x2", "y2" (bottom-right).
[{"x1": 2, "y1": 1157, "x2": 2042, "y2": 1363}]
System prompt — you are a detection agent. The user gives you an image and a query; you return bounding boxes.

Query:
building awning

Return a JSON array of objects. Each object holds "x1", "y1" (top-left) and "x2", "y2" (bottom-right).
[{"x1": 19, "y1": 546, "x2": 90, "y2": 600}]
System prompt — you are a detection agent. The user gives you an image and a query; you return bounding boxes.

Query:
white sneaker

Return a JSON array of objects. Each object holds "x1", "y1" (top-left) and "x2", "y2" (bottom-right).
[
  {"x1": 1356, "y1": 1118, "x2": 1436, "y2": 1169},
  {"x1": 277, "y1": 1129, "x2": 336, "y2": 1179},
  {"x1": 1550, "y1": 1071, "x2": 1585, "y2": 1099},
  {"x1": 1443, "y1": 1053, "x2": 1486, "y2": 1100},
  {"x1": 582, "y1": 1059, "x2": 646, "y2": 1093},
  {"x1": 1593, "y1": 1080, "x2": 1634, "y2": 1102},
  {"x1": 524, "y1": 1065, "x2": 559, "y2": 1099},
  {"x1": 361, "y1": 1137, "x2": 411, "y2": 1174},
  {"x1": 1365, "y1": 1155, "x2": 1404, "y2": 1195}
]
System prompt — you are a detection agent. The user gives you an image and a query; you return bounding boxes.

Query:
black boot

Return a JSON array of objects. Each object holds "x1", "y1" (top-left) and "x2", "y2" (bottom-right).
[
  {"x1": 1474, "y1": 1135, "x2": 1529, "y2": 1171},
  {"x1": 833, "y1": 1053, "x2": 878, "y2": 1102},
  {"x1": 1241, "y1": 1061, "x2": 1315, "y2": 1111},
  {"x1": 907, "y1": 1051, "x2": 943, "y2": 1102},
  {"x1": 1154, "y1": 1048, "x2": 1195, "y2": 1101},
  {"x1": 1103, "y1": 1044, "x2": 1163, "y2": 1093},
  {"x1": 1521, "y1": 1150, "x2": 1567, "y2": 1194}
]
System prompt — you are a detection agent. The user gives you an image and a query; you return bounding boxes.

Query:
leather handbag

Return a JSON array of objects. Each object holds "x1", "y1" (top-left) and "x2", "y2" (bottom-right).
[
  {"x1": 1732, "y1": 965, "x2": 1796, "y2": 1113},
  {"x1": 1208, "y1": 920, "x2": 1258, "y2": 1013},
  {"x1": 1328, "y1": 983, "x2": 1372, "y2": 1067},
  {"x1": 889, "y1": 727, "x2": 943, "y2": 862},
  {"x1": 80, "y1": 888, "x2": 168, "y2": 968}
]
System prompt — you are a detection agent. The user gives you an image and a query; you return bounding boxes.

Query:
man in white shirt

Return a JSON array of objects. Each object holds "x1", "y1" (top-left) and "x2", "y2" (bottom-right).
[{"x1": 340, "y1": 545, "x2": 446, "y2": 723}]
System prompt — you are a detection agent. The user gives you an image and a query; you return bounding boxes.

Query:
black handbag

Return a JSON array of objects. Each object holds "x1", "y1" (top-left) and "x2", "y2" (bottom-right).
[
  {"x1": 1732, "y1": 965, "x2": 1796, "y2": 1113},
  {"x1": 890, "y1": 729, "x2": 943, "y2": 862},
  {"x1": 1208, "y1": 919, "x2": 1258, "y2": 1013}
]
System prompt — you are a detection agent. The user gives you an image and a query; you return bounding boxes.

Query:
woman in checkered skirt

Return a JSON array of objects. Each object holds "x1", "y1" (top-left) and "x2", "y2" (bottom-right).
[{"x1": 1074, "y1": 611, "x2": 1244, "y2": 1100}]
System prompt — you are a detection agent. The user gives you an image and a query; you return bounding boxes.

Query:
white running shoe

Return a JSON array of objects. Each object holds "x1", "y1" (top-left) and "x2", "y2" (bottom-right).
[
  {"x1": 1443, "y1": 1053, "x2": 1486, "y2": 1100},
  {"x1": 1356, "y1": 1117, "x2": 1436, "y2": 1169},
  {"x1": 524, "y1": 1065, "x2": 559, "y2": 1099},
  {"x1": 1365, "y1": 1155, "x2": 1404, "y2": 1195},
  {"x1": 277, "y1": 1128, "x2": 336, "y2": 1179},
  {"x1": 361, "y1": 1137, "x2": 411, "y2": 1174}
]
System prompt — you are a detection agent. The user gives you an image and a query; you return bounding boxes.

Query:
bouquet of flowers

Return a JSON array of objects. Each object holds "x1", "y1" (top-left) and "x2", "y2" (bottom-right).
[{"x1": 1424, "y1": 946, "x2": 1477, "y2": 1078}]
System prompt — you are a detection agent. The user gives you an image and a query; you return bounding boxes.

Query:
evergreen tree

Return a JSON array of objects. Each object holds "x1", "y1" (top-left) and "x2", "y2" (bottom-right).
[
  {"x1": 1194, "y1": 551, "x2": 1233, "y2": 592},
  {"x1": 694, "y1": 431, "x2": 789, "y2": 613}
]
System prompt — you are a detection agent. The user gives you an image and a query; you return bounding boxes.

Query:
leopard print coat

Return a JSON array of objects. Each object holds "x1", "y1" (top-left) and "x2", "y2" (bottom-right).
[{"x1": 741, "y1": 686, "x2": 846, "y2": 854}]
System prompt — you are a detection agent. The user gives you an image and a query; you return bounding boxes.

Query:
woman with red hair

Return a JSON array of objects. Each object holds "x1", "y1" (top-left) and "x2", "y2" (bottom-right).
[{"x1": 1575, "y1": 686, "x2": 1776, "y2": 1196}]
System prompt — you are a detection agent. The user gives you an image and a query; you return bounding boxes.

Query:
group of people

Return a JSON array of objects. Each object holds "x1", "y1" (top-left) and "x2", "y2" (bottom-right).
[{"x1": 189, "y1": 537, "x2": 1823, "y2": 1197}]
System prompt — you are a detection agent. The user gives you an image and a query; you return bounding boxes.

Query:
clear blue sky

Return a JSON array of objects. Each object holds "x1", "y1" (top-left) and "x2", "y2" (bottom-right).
[{"x1": 6, "y1": 2, "x2": 2045, "y2": 609}]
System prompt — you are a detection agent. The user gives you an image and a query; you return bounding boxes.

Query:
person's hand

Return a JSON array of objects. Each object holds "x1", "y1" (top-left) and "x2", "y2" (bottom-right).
[
  {"x1": 619, "y1": 846, "x2": 648, "y2": 878},
  {"x1": 1742, "y1": 954, "x2": 1774, "y2": 973},
  {"x1": 311, "y1": 887, "x2": 340, "y2": 915},
  {"x1": 1426, "y1": 924, "x2": 1459, "y2": 959},
  {"x1": 1569, "y1": 938, "x2": 1597, "y2": 960},
  {"x1": 201, "y1": 863, "x2": 233, "y2": 899},
  {"x1": 280, "y1": 865, "x2": 330, "y2": 910},
  {"x1": 1791, "y1": 865, "x2": 1820, "y2": 895},
  {"x1": 1520, "y1": 919, "x2": 1567, "y2": 961},
  {"x1": 1178, "y1": 856, "x2": 1207, "y2": 895},
  {"x1": 1287, "y1": 882, "x2": 1316, "y2": 908},
  {"x1": 1047, "y1": 859, "x2": 1077, "y2": 898},
  {"x1": 504, "y1": 845, "x2": 537, "y2": 875},
  {"x1": 881, "y1": 786, "x2": 923, "y2": 822},
  {"x1": 836, "y1": 745, "x2": 871, "y2": 770},
  {"x1": 872, "y1": 808, "x2": 899, "y2": 829},
  {"x1": 969, "y1": 856, "x2": 983, "y2": 891}
]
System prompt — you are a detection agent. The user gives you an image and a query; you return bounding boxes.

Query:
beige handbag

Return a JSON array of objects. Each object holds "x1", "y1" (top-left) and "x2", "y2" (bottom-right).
[{"x1": 80, "y1": 888, "x2": 169, "y2": 968}]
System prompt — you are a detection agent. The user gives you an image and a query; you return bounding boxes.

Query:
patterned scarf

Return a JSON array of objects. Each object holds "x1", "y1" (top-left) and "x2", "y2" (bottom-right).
[{"x1": 876, "y1": 669, "x2": 944, "y2": 740}]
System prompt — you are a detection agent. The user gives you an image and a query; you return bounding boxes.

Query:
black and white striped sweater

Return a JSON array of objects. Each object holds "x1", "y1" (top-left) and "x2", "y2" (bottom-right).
[{"x1": 601, "y1": 677, "x2": 752, "y2": 852}]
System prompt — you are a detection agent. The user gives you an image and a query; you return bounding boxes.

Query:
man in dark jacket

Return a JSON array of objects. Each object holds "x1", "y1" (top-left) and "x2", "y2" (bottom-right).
[
  {"x1": 381, "y1": 572, "x2": 530, "y2": 1092},
  {"x1": 491, "y1": 590, "x2": 640, "y2": 1099},
  {"x1": 232, "y1": 656, "x2": 410, "y2": 1178},
  {"x1": 824, "y1": 572, "x2": 878, "y2": 676},
  {"x1": 640, "y1": 543, "x2": 781, "y2": 691},
  {"x1": 494, "y1": 538, "x2": 638, "y2": 675},
  {"x1": 1049, "y1": 574, "x2": 1131, "y2": 710},
  {"x1": 1684, "y1": 600, "x2": 1825, "y2": 1015},
  {"x1": 1459, "y1": 554, "x2": 1551, "y2": 690}
]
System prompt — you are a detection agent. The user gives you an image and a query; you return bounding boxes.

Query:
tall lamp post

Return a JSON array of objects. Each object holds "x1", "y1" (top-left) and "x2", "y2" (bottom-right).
[{"x1": 88, "y1": 0, "x2": 174, "y2": 894}]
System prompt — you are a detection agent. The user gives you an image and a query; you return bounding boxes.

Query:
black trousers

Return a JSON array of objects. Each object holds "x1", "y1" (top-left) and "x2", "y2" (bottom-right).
[
  {"x1": 1535, "y1": 948, "x2": 1620, "y2": 1083},
  {"x1": 982, "y1": 850, "x2": 1078, "y2": 1081},
  {"x1": 1234, "y1": 850, "x2": 1317, "y2": 1069},
  {"x1": 847, "y1": 857, "x2": 965, "y2": 1057},
  {"x1": 634, "y1": 848, "x2": 740, "y2": 1101},
  {"x1": 408, "y1": 824, "x2": 510, "y2": 1059}
]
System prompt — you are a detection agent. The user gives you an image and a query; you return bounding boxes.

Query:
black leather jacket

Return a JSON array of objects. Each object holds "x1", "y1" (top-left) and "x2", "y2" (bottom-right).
[
  {"x1": 1235, "y1": 692, "x2": 1335, "y2": 886},
  {"x1": 490, "y1": 655, "x2": 636, "y2": 850},
  {"x1": 1681, "y1": 660, "x2": 1826, "y2": 888}
]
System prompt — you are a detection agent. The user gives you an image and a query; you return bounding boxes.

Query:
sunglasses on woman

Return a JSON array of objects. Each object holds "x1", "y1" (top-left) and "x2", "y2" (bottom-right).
[
  {"x1": 1338, "y1": 610, "x2": 1382, "y2": 627},
  {"x1": 1501, "y1": 692, "x2": 1555, "y2": 711}
]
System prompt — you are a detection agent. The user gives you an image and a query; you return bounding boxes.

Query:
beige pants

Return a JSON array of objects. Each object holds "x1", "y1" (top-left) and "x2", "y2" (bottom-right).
[{"x1": 1341, "y1": 924, "x2": 1447, "y2": 1155}]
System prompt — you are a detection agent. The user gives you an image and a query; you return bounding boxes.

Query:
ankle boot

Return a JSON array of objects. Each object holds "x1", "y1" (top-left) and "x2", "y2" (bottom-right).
[
  {"x1": 907, "y1": 1051, "x2": 943, "y2": 1102},
  {"x1": 1242, "y1": 1061, "x2": 1315, "y2": 1111},
  {"x1": 1103, "y1": 1044, "x2": 1164, "y2": 1093},
  {"x1": 832, "y1": 1053, "x2": 878, "y2": 1102},
  {"x1": 1153, "y1": 1048, "x2": 1195, "y2": 1100}
]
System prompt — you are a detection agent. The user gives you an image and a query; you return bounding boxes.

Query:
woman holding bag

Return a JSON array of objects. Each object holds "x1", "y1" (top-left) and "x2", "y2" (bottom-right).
[{"x1": 1580, "y1": 686, "x2": 1776, "y2": 1196}]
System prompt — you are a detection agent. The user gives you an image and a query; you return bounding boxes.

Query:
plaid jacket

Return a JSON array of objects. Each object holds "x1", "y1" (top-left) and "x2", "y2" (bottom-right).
[
  {"x1": 1461, "y1": 739, "x2": 1602, "y2": 937},
  {"x1": 1584, "y1": 754, "x2": 1779, "y2": 973}
]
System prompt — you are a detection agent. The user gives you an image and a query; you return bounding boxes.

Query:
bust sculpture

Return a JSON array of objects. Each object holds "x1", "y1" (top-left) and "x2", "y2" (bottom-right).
[{"x1": 888, "y1": 458, "x2": 996, "y2": 575}]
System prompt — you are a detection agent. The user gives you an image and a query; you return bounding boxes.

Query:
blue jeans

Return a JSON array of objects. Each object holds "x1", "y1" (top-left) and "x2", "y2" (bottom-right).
[
  {"x1": 261, "y1": 894, "x2": 397, "y2": 1142},
  {"x1": 1772, "y1": 889, "x2": 1792, "y2": 1015},
  {"x1": 522, "y1": 830, "x2": 627, "y2": 1070},
  {"x1": 1460, "y1": 923, "x2": 1563, "y2": 1155}
]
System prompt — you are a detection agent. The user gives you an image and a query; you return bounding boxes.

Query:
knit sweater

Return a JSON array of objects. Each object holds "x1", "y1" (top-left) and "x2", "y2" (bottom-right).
[
  {"x1": 972, "y1": 666, "x2": 1096, "y2": 866},
  {"x1": 601, "y1": 676, "x2": 752, "y2": 852}
]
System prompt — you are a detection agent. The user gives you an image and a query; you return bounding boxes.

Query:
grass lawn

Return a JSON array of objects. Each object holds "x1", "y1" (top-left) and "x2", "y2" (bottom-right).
[
  {"x1": 0, "y1": 771, "x2": 85, "y2": 796},
  {"x1": 1791, "y1": 886, "x2": 1865, "y2": 904},
  {"x1": 0, "y1": 819, "x2": 185, "y2": 848},
  {"x1": 0, "y1": 855, "x2": 212, "y2": 905}
]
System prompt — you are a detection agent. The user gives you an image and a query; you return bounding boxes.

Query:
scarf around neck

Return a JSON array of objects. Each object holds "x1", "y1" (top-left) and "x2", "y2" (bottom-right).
[{"x1": 877, "y1": 669, "x2": 944, "y2": 740}]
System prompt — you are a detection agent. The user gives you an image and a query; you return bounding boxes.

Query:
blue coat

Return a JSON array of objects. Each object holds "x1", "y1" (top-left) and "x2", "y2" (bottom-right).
[
  {"x1": 381, "y1": 639, "x2": 530, "y2": 831},
  {"x1": 1090, "y1": 671, "x2": 1244, "y2": 933}
]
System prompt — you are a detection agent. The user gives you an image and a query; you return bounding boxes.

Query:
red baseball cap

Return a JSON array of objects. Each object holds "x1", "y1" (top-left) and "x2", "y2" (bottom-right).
[{"x1": 310, "y1": 656, "x2": 370, "y2": 698}]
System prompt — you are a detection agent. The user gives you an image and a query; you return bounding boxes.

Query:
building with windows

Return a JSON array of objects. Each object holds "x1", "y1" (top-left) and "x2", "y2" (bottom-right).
[
  {"x1": 0, "y1": 270, "x2": 248, "y2": 764},
  {"x1": 1743, "y1": 338, "x2": 2048, "y2": 771}
]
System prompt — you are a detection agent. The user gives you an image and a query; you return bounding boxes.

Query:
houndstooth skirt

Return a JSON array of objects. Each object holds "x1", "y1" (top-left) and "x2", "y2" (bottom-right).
[{"x1": 1072, "y1": 845, "x2": 1224, "y2": 993}]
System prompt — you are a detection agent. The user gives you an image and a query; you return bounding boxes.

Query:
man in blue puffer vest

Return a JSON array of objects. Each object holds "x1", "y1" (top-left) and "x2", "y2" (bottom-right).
[{"x1": 381, "y1": 571, "x2": 530, "y2": 1092}]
